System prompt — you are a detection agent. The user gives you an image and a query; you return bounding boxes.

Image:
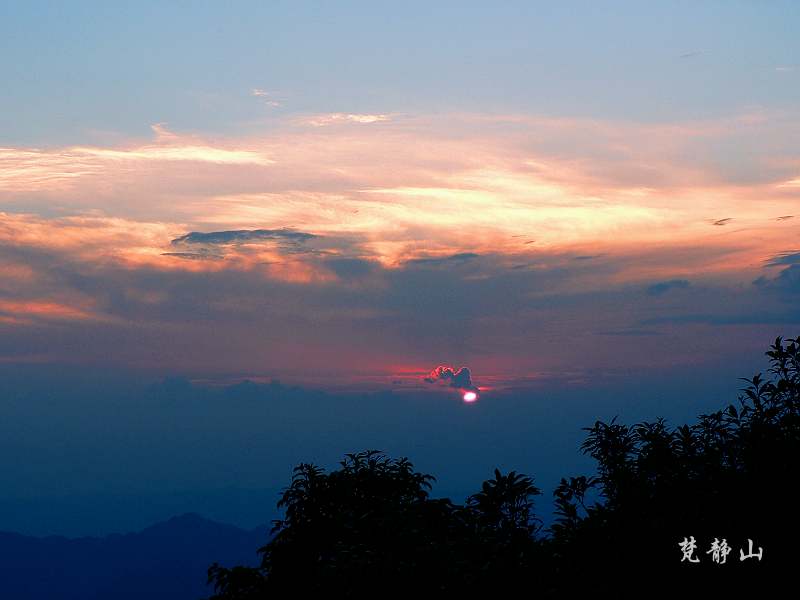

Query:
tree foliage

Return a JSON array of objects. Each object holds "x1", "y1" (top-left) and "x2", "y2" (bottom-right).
[{"x1": 208, "y1": 451, "x2": 542, "y2": 597}]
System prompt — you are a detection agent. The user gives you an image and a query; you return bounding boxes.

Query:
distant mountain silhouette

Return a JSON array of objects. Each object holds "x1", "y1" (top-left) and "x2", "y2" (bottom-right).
[{"x1": 0, "y1": 513, "x2": 267, "y2": 600}]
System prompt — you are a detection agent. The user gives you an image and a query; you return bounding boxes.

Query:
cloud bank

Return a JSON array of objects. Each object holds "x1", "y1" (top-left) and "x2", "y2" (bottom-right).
[{"x1": 0, "y1": 111, "x2": 799, "y2": 382}]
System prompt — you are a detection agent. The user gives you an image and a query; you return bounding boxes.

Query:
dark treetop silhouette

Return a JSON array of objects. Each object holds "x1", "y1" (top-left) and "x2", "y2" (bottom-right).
[{"x1": 207, "y1": 337, "x2": 800, "y2": 599}]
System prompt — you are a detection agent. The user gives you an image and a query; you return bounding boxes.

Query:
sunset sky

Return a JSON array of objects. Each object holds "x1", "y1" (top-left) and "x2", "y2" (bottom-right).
[{"x1": 1, "y1": 2, "x2": 799, "y2": 535}]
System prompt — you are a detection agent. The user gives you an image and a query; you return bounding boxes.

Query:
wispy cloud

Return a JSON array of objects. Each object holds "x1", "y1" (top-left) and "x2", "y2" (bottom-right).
[
  {"x1": 303, "y1": 113, "x2": 390, "y2": 126},
  {"x1": 71, "y1": 145, "x2": 272, "y2": 165},
  {"x1": 251, "y1": 88, "x2": 282, "y2": 107},
  {"x1": 0, "y1": 128, "x2": 272, "y2": 192}
]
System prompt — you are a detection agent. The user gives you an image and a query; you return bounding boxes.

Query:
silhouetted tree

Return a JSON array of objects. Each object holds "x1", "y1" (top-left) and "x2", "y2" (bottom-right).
[
  {"x1": 549, "y1": 336, "x2": 800, "y2": 596},
  {"x1": 208, "y1": 451, "x2": 542, "y2": 597}
]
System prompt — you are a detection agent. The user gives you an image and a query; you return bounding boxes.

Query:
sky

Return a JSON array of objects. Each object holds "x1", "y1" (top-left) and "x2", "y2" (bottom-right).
[{"x1": 1, "y1": 1, "x2": 799, "y2": 535}]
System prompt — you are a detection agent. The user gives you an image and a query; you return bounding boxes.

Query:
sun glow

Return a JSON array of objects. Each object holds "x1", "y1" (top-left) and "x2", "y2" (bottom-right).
[{"x1": 462, "y1": 391, "x2": 478, "y2": 403}]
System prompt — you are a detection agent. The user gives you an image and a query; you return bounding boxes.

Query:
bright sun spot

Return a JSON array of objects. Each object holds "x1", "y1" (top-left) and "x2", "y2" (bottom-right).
[{"x1": 462, "y1": 391, "x2": 478, "y2": 403}]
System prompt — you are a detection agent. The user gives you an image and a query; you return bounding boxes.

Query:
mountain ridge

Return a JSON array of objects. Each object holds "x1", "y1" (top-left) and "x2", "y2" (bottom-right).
[{"x1": 0, "y1": 513, "x2": 269, "y2": 600}]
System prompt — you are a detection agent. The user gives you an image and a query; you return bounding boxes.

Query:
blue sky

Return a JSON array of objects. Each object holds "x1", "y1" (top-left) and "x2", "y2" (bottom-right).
[{"x1": 2, "y1": 1, "x2": 798, "y2": 144}]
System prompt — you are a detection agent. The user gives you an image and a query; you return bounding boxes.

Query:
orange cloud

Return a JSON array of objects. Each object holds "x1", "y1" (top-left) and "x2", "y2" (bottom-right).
[
  {"x1": 0, "y1": 299, "x2": 101, "y2": 323},
  {"x1": 0, "y1": 111, "x2": 798, "y2": 290}
]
